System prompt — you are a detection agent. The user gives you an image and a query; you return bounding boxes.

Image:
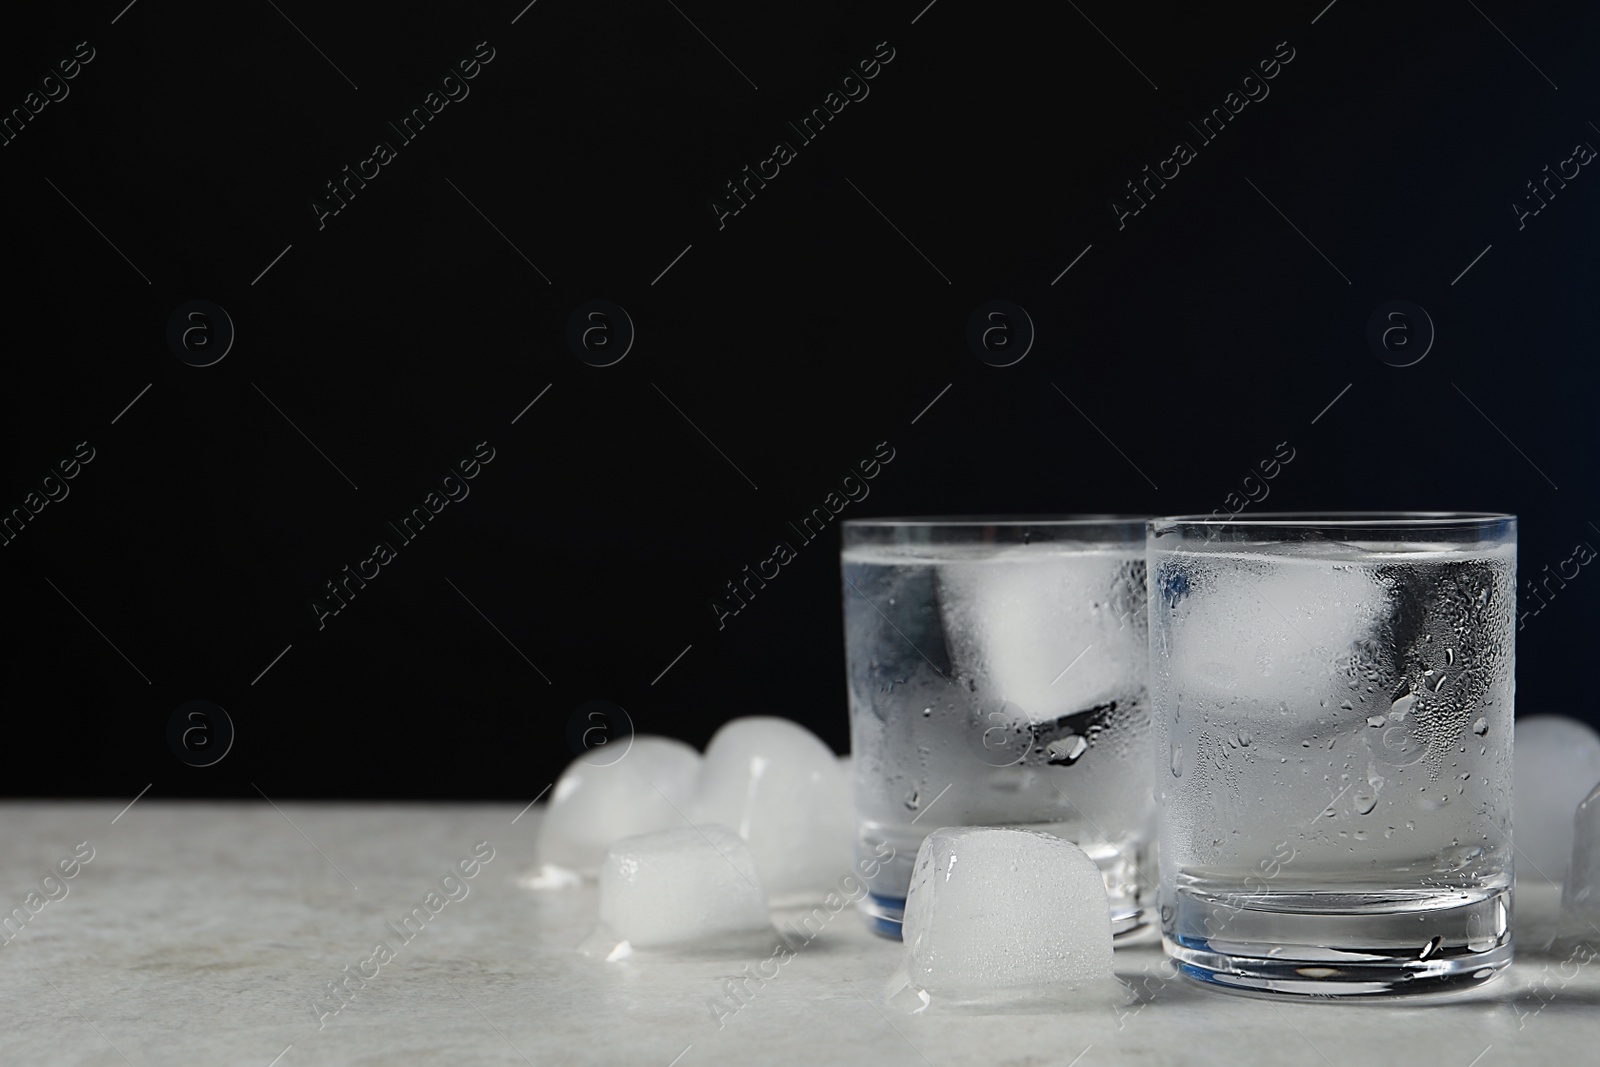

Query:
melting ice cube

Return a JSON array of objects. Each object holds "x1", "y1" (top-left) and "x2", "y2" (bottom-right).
[
  {"x1": 534, "y1": 736, "x2": 701, "y2": 879},
  {"x1": 689, "y1": 716, "x2": 853, "y2": 906},
  {"x1": 596, "y1": 825, "x2": 771, "y2": 949},
  {"x1": 901, "y1": 826, "x2": 1115, "y2": 1000},
  {"x1": 1515, "y1": 716, "x2": 1600, "y2": 882}
]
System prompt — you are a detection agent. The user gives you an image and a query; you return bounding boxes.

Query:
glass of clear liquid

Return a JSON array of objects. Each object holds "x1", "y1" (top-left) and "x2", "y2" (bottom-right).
[
  {"x1": 841, "y1": 516, "x2": 1152, "y2": 940},
  {"x1": 1147, "y1": 513, "x2": 1516, "y2": 997}
]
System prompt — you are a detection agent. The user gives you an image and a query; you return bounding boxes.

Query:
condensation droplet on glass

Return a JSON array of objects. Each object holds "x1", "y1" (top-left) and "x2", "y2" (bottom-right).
[
  {"x1": 1170, "y1": 744, "x2": 1183, "y2": 778},
  {"x1": 1472, "y1": 717, "x2": 1488, "y2": 736}
]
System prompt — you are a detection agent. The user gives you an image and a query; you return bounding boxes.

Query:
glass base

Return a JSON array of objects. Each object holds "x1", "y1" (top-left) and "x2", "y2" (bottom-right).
[
  {"x1": 1164, "y1": 883, "x2": 1513, "y2": 999},
  {"x1": 860, "y1": 892, "x2": 907, "y2": 940}
]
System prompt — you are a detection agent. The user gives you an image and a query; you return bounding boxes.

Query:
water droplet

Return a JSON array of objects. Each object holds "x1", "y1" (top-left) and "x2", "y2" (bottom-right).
[
  {"x1": 1301, "y1": 739, "x2": 1312, "y2": 748},
  {"x1": 1354, "y1": 830, "x2": 1367, "y2": 841},
  {"x1": 1385, "y1": 827, "x2": 1395, "y2": 838},
  {"x1": 1472, "y1": 717, "x2": 1488, "y2": 736},
  {"x1": 1237, "y1": 728, "x2": 1252, "y2": 747},
  {"x1": 922, "y1": 707, "x2": 932, "y2": 718},
  {"x1": 1390, "y1": 692, "x2": 1417, "y2": 721},
  {"x1": 1339, "y1": 700, "x2": 1354, "y2": 712},
  {"x1": 1354, "y1": 793, "x2": 1378, "y2": 816},
  {"x1": 904, "y1": 790, "x2": 920, "y2": 811},
  {"x1": 1446, "y1": 648, "x2": 1456, "y2": 666},
  {"x1": 1170, "y1": 744, "x2": 1184, "y2": 778},
  {"x1": 1419, "y1": 935, "x2": 1443, "y2": 959},
  {"x1": 1367, "y1": 715, "x2": 1387, "y2": 728}
]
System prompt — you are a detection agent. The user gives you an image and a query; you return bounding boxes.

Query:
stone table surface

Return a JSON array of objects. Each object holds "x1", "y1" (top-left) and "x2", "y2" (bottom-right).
[{"x1": 0, "y1": 801, "x2": 1595, "y2": 1066}]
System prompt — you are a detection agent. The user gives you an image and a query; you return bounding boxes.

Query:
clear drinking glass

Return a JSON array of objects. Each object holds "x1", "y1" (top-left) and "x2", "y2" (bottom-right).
[
  {"x1": 841, "y1": 516, "x2": 1152, "y2": 940},
  {"x1": 1147, "y1": 513, "x2": 1516, "y2": 997}
]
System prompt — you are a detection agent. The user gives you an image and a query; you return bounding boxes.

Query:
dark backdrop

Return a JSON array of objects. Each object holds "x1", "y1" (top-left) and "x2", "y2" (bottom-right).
[{"x1": 3, "y1": 1, "x2": 1595, "y2": 800}]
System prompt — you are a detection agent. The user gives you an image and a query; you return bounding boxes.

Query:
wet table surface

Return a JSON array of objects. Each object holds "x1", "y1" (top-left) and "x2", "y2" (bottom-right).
[{"x1": 0, "y1": 801, "x2": 1594, "y2": 1066}]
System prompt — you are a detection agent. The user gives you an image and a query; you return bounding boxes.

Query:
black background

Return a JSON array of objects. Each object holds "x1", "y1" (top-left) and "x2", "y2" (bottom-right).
[{"x1": 2, "y1": 1, "x2": 1595, "y2": 800}]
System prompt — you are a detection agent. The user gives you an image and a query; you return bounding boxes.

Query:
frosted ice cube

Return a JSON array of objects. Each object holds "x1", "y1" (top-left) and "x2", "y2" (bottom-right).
[
  {"x1": 940, "y1": 547, "x2": 1139, "y2": 720},
  {"x1": 1558, "y1": 780, "x2": 1600, "y2": 941},
  {"x1": 688, "y1": 717, "x2": 853, "y2": 906},
  {"x1": 902, "y1": 827, "x2": 1114, "y2": 998},
  {"x1": 1163, "y1": 554, "x2": 1381, "y2": 705},
  {"x1": 535, "y1": 736, "x2": 701, "y2": 878},
  {"x1": 597, "y1": 824, "x2": 770, "y2": 948},
  {"x1": 1515, "y1": 716, "x2": 1600, "y2": 881}
]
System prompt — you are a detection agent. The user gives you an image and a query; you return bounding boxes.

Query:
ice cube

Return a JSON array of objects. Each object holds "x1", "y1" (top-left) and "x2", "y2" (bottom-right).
[
  {"x1": 535, "y1": 736, "x2": 701, "y2": 879},
  {"x1": 688, "y1": 717, "x2": 853, "y2": 906},
  {"x1": 1161, "y1": 553, "x2": 1381, "y2": 705},
  {"x1": 1557, "y1": 780, "x2": 1600, "y2": 941},
  {"x1": 901, "y1": 827, "x2": 1114, "y2": 999},
  {"x1": 939, "y1": 547, "x2": 1141, "y2": 721},
  {"x1": 1515, "y1": 716, "x2": 1600, "y2": 881},
  {"x1": 596, "y1": 825, "x2": 770, "y2": 948}
]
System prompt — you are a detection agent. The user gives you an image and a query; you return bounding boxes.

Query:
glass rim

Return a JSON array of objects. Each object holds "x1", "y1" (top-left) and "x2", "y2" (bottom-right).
[
  {"x1": 1150, "y1": 511, "x2": 1514, "y2": 533},
  {"x1": 842, "y1": 513, "x2": 1151, "y2": 529}
]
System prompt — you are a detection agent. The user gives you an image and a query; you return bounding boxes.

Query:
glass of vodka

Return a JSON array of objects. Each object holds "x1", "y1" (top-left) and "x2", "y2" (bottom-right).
[
  {"x1": 1147, "y1": 513, "x2": 1516, "y2": 997},
  {"x1": 841, "y1": 516, "x2": 1152, "y2": 940}
]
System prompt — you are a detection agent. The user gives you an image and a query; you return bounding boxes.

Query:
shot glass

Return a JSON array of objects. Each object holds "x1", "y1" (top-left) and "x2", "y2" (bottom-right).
[
  {"x1": 841, "y1": 516, "x2": 1152, "y2": 940},
  {"x1": 1147, "y1": 513, "x2": 1517, "y2": 997}
]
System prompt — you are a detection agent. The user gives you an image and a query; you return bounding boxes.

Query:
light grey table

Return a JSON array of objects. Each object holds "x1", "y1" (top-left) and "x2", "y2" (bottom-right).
[{"x1": 0, "y1": 802, "x2": 1592, "y2": 1066}]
